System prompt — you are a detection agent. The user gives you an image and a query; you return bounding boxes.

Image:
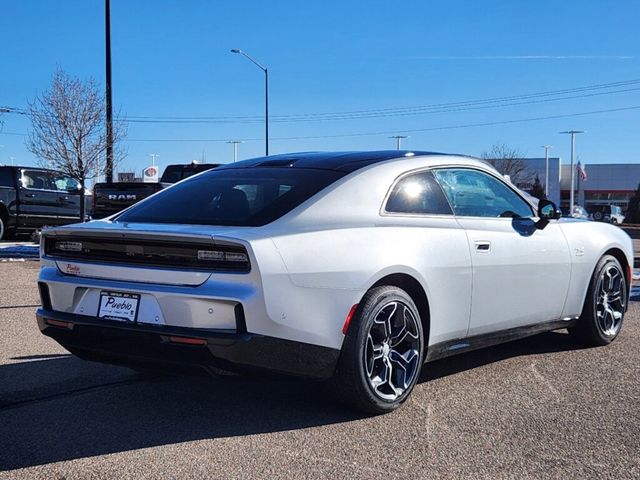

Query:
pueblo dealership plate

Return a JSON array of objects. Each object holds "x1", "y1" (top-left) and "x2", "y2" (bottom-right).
[{"x1": 98, "y1": 291, "x2": 140, "y2": 322}]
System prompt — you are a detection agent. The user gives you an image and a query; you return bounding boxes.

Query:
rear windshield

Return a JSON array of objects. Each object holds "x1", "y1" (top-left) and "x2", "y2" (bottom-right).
[
  {"x1": 160, "y1": 164, "x2": 219, "y2": 183},
  {"x1": 117, "y1": 167, "x2": 344, "y2": 226}
]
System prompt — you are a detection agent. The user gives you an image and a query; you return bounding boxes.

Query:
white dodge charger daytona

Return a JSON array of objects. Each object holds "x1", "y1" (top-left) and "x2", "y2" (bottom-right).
[{"x1": 37, "y1": 151, "x2": 632, "y2": 413}]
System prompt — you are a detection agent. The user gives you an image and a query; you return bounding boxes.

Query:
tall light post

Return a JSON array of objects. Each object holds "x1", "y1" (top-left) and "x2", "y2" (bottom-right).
[
  {"x1": 226, "y1": 140, "x2": 243, "y2": 162},
  {"x1": 231, "y1": 49, "x2": 268, "y2": 156},
  {"x1": 560, "y1": 130, "x2": 585, "y2": 213},
  {"x1": 389, "y1": 135, "x2": 409, "y2": 150},
  {"x1": 149, "y1": 153, "x2": 159, "y2": 166},
  {"x1": 541, "y1": 145, "x2": 552, "y2": 197},
  {"x1": 105, "y1": 0, "x2": 114, "y2": 183}
]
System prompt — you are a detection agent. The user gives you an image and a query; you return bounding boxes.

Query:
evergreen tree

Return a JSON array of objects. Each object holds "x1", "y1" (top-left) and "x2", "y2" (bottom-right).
[
  {"x1": 530, "y1": 174, "x2": 546, "y2": 200},
  {"x1": 625, "y1": 183, "x2": 640, "y2": 224}
]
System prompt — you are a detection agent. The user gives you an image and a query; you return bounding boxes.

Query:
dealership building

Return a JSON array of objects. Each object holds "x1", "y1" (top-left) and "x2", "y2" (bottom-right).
[{"x1": 513, "y1": 158, "x2": 640, "y2": 213}]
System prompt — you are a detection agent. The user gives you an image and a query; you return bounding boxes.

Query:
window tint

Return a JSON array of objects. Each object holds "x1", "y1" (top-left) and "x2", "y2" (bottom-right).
[
  {"x1": 22, "y1": 170, "x2": 56, "y2": 190},
  {"x1": 51, "y1": 175, "x2": 80, "y2": 192},
  {"x1": 117, "y1": 167, "x2": 345, "y2": 226},
  {"x1": 433, "y1": 169, "x2": 533, "y2": 218},
  {"x1": 385, "y1": 170, "x2": 452, "y2": 215},
  {"x1": 0, "y1": 168, "x2": 14, "y2": 188},
  {"x1": 160, "y1": 164, "x2": 219, "y2": 183}
]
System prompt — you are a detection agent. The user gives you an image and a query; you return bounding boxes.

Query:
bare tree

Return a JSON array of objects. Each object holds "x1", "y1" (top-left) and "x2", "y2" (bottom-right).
[
  {"x1": 26, "y1": 68, "x2": 126, "y2": 221},
  {"x1": 481, "y1": 144, "x2": 533, "y2": 187}
]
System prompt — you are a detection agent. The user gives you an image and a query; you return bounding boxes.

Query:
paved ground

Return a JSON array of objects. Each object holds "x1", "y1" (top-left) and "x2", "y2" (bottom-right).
[{"x1": 1, "y1": 262, "x2": 639, "y2": 479}]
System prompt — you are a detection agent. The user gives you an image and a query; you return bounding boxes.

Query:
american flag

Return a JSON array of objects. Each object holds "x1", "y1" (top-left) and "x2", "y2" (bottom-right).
[{"x1": 577, "y1": 161, "x2": 587, "y2": 182}]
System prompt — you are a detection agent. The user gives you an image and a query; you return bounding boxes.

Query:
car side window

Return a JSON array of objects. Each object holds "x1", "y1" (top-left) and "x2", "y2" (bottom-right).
[
  {"x1": 22, "y1": 170, "x2": 56, "y2": 191},
  {"x1": 433, "y1": 168, "x2": 533, "y2": 218},
  {"x1": 52, "y1": 175, "x2": 80, "y2": 192},
  {"x1": 385, "y1": 170, "x2": 453, "y2": 215},
  {"x1": 0, "y1": 169, "x2": 14, "y2": 187}
]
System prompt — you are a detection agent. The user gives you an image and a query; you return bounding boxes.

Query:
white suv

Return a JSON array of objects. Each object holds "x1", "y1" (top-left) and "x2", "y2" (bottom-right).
[{"x1": 607, "y1": 205, "x2": 625, "y2": 225}]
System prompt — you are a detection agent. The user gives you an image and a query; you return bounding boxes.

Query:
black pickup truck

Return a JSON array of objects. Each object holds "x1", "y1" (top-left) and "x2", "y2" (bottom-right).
[
  {"x1": 0, "y1": 165, "x2": 86, "y2": 240},
  {"x1": 92, "y1": 163, "x2": 220, "y2": 219}
]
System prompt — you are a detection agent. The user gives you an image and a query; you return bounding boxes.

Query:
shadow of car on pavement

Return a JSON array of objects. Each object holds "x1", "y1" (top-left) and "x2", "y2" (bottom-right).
[{"x1": 0, "y1": 328, "x2": 597, "y2": 471}]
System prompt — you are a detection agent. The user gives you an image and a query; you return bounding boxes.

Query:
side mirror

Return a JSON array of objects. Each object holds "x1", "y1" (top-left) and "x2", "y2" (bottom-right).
[{"x1": 538, "y1": 199, "x2": 561, "y2": 220}]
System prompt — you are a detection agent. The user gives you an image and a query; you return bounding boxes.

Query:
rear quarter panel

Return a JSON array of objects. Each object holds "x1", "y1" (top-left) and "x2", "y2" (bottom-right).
[
  {"x1": 263, "y1": 157, "x2": 482, "y2": 349},
  {"x1": 269, "y1": 220, "x2": 472, "y2": 348}
]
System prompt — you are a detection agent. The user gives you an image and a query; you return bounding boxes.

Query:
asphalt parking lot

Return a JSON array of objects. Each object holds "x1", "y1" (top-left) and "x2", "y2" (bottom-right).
[{"x1": 1, "y1": 261, "x2": 639, "y2": 479}]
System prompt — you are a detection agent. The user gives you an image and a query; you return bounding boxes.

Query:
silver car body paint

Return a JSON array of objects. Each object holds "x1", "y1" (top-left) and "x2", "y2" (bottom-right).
[{"x1": 38, "y1": 154, "x2": 633, "y2": 352}]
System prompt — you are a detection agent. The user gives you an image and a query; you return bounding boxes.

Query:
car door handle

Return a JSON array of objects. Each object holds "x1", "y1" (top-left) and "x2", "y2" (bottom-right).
[
  {"x1": 475, "y1": 241, "x2": 491, "y2": 252},
  {"x1": 59, "y1": 195, "x2": 69, "y2": 200},
  {"x1": 25, "y1": 193, "x2": 36, "y2": 198}
]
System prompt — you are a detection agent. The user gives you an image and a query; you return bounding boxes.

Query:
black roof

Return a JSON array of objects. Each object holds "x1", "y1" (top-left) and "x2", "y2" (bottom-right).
[
  {"x1": 0, "y1": 165, "x2": 62, "y2": 173},
  {"x1": 217, "y1": 150, "x2": 454, "y2": 173}
]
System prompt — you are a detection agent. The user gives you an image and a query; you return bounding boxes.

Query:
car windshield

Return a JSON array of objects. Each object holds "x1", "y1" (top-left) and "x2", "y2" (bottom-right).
[{"x1": 116, "y1": 167, "x2": 345, "y2": 226}]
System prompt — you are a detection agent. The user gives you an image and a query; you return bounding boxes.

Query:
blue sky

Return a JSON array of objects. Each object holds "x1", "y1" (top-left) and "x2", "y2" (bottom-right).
[{"x1": 1, "y1": 0, "x2": 639, "y2": 176}]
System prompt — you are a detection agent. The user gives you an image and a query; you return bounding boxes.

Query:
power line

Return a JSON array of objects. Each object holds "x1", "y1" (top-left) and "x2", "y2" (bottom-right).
[
  {"x1": 122, "y1": 78, "x2": 640, "y2": 121},
  {"x1": 3, "y1": 105, "x2": 639, "y2": 142},
  {"x1": 3, "y1": 78, "x2": 640, "y2": 125},
  {"x1": 121, "y1": 87, "x2": 640, "y2": 124},
  {"x1": 118, "y1": 104, "x2": 640, "y2": 142}
]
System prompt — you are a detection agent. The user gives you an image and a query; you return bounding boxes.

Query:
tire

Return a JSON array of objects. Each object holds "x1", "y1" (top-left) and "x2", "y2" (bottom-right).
[
  {"x1": 332, "y1": 286, "x2": 424, "y2": 414},
  {"x1": 569, "y1": 255, "x2": 627, "y2": 346},
  {"x1": 0, "y1": 212, "x2": 15, "y2": 241},
  {"x1": 611, "y1": 218, "x2": 618, "y2": 225},
  {"x1": 593, "y1": 211, "x2": 602, "y2": 221}
]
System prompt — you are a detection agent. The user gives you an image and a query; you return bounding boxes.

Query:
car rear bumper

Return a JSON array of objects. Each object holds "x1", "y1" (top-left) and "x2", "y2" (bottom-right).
[{"x1": 36, "y1": 308, "x2": 339, "y2": 379}]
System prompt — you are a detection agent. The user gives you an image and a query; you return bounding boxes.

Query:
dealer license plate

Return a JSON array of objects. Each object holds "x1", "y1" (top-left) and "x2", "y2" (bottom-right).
[{"x1": 98, "y1": 291, "x2": 140, "y2": 322}]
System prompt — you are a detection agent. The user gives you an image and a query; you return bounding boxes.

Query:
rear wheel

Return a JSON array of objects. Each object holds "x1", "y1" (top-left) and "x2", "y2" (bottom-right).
[
  {"x1": 332, "y1": 286, "x2": 424, "y2": 414},
  {"x1": 569, "y1": 255, "x2": 626, "y2": 346}
]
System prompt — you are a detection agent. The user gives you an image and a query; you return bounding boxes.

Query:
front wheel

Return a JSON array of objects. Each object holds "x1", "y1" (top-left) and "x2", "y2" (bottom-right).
[
  {"x1": 332, "y1": 286, "x2": 424, "y2": 414},
  {"x1": 569, "y1": 255, "x2": 627, "y2": 346}
]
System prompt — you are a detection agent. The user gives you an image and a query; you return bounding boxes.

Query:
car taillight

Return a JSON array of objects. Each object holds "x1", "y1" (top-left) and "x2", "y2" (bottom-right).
[
  {"x1": 55, "y1": 241, "x2": 83, "y2": 252},
  {"x1": 43, "y1": 236, "x2": 251, "y2": 272},
  {"x1": 194, "y1": 247, "x2": 250, "y2": 270},
  {"x1": 167, "y1": 336, "x2": 207, "y2": 346},
  {"x1": 197, "y1": 250, "x2": 248, "y2": 263}
]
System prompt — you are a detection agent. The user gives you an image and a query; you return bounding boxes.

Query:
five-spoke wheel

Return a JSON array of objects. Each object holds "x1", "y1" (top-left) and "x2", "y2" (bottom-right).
[
  {"x1": 570, "y1": 254, "x2": 627, "y2": 346},
  {"x1": 595, "y1": 263, "x2": 625, "y2": 337},
  {"x1": 332, "y1": 286, "x2": 424, "y2": 414},
  {"x1": 364, "y1": 301, "x2": 420, "y2": 401}
]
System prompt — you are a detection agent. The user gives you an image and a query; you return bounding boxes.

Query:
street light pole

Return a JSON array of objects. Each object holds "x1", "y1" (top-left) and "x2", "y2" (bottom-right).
[
  {"x1": 560, "y1": 130, "x2": 585, "y2": 213},
  {"x1": 226, "y1": 140, "x2": 243, "y2": 162},
  {"x1": 541, "y1": 145, "x2": 552, "y2": 197},
  {"x1": 105, "y1": 0, "x2": 114, "y2": 184},
  {"x1": 389, "y1": 135, "x2": 409, "y2": 150},
  {"x1": 231, "y1": 49, "x2": 269, "y2": 156}
]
